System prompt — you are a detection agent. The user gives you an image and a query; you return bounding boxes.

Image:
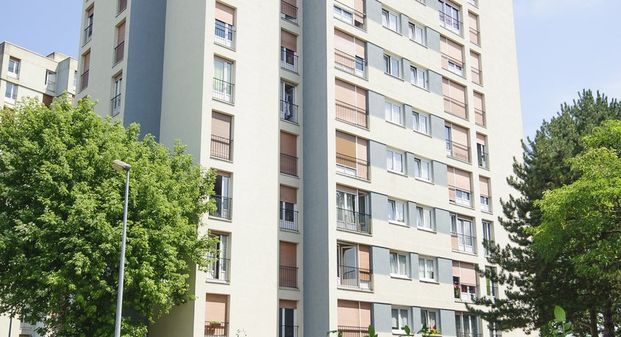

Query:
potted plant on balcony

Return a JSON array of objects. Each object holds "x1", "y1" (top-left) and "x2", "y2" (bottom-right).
[
  {"x1": 418, "y1": 325, "x2": 442, "y2": 337},
  {"x1": 205, "y1": 321, "x2": 224, "y2": 336}
]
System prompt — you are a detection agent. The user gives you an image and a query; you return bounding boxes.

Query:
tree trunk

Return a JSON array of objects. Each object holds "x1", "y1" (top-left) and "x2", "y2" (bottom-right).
[
  {"x1": 590, "y1": 308, "x2": 598, "y2": 337},
  {"x1": 603, "y1": 301, "x2": 615, "y2": 337}
]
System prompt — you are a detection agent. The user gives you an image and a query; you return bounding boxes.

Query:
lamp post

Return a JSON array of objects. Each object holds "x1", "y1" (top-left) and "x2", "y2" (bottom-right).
[{"x1": 111, "y1": 160, "x2": 131, "y2": 337}]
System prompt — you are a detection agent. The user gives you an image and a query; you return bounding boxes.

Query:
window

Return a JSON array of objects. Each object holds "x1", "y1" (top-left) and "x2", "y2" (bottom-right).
[
  {"x1": 213, "y1": 57, "x2": 234, "y2": 102},
  {"x1": 114, "y1": 21, "x2": 126, "y2": 64},
  {"x1": 384, "y1": 100, "x2": 402, "y2": 125},
  {"x1": 279, "y1": 303, "x2": 297, "y2": 337},
  {"x1": 413, "y1": 111, "x2": 430, "y2": 135},
  {"x1": 7, "y1": 57, "x2": 20, "y2": 77},
  {"x1": 111, "y1": 75, "x2": 122, "y2": 116},
  {"x1": 414, "y1": 158, "x2": 432, "y2": 181},
  {"x1": 4, "y1": 82, "x2": 17, "y2": 103},
  {"x1": 215, "y1": 3, "x2": 235, "y2": 47},
  {"x1": 386, "y1": 149, "x2": 404, "y2": 174},
  {"x1": 482, "y1": 221, "x2": 493, "y2": 256},
  {"x1": 333, "y1": 5, "x2": 354, "y2": 25},
  {"x1": 416, "y1": 206, "x2": 434, "y2": 230},
  {"x1": 439, "y1": 0, "x2": 461, "y2": 33},
  {"x1": 410, "y1": 66, "x2": 428, "y2": 89},
  {"x1": 336, "y1": 188, "x2": 370, "y2": 234},
  {"x1": 207, "y1": 233, "x2": 230, "y2": 281},
  {"x1": 485, "y1": 266, "x2": 498, "y2": 298},
  {"x1": 390, "y1": 252, "x2": 409, "y2": 277},
  {"x1": 408, "y1": 22, "x2": 426, "y2": 45},
  {"x1": 84, "y1": 6, "x2": 94, "y2": 44},
  {"x1": 419, "y1": 257, "x2": 436, "y2": 281},
  {"x1": 452, "y1": 214, "x2": 475, "y2": 253},
  {"x1": 456, "y1": 189, "x2": 471, "y2": 206},
  {"x1": 421, "y1": 309, "x2": 439, "y2": 330},
  {"x1": 480, "y1": 195, "x2": 490, "y2": 212},
  {"x1": 388, "y1": 199, "x2": 406, "y2": 224},
  {"x1": 391, "y1": 307, "x2": 410, "y2": 332},
  {"x1": 45, "y1": 71, "x2": 56, "y2": 91},
  {"x1": 447, "y1": 59, "x2": 464, "y2": 76},
  {"x1": 382, "y1": 9, "x2": 400, "y2": 33},
  {"x1": 80, "y1": 51, "x2": 90, "y2": 91},
  {"x1": 383, "y1": 54, "x2": 401, "y2": 78},
  {"x1": 211, "y1": 173, "x2": 232, "y2": 219},
  {"x1": 455, "y1": 313, "x2": 479, "y2": 337}
]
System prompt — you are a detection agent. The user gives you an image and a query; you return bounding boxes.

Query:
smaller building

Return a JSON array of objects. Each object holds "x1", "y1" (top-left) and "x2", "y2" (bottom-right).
[{"x1": 0, "y1": 41, "x2": 78, "y2": 108}]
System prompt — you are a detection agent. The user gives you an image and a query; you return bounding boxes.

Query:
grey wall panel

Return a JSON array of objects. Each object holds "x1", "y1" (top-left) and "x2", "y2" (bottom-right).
[
  {"x1": 435, "y1": 208, "x2": 452, "y2": 234},
  {"x1": 430, "y1": 114, "x2": 445, "y2": 140},
  {"x1": 428, "y1": 70, "x2": 443, "y2": 96},
  {"x1": 373, "y1": 303, "x2": 393, "y2": 332},
  {"x1": 367, "y1": 43, "x2": 385, "y2": 71},
  {"x1": 440, "y1": 310, "x2": 457, "y2": 337},
  {"x1": 438, "y1": 257, "x2": 453, "y2": 284},
  {"x1": 368, "y1": 90, "x2": 385, "y2": 119},
  {"x1": 406, "y1": 152, "x2": 416, "y2": 179},
  {"x1": 407, "y1": 201, "x2": 418, "y2": 227},
  {"x1": 404, "y1": 104, "x2": 413, "y2": 131},
  {"x1": 412, "y1": 307, "x2": 423, "y2": 331},
  {"x1": 410, "y1": 253, "x2": 419, "y2": 279},
  {"x1": 370, "y1": 140, "x2": 387, "y2": 170},
  {"x1": 372, "y1": 246, "x2": 390, "y2": 275},
  {"x1": 402, "y1": 58, "x2": 412, "y2": 83},
  {"x1": 432, "y1": 161, "x2": 448, "y2": 186},
  {"x1": 426, "y1": 28, "x2": 441, "y2": 52},
  {"x1": 367, "y1": 0, "x2": 382, "y2": 24},
  {"x1": 371, "y1": 192, "x2": 388, "y2": 223}
]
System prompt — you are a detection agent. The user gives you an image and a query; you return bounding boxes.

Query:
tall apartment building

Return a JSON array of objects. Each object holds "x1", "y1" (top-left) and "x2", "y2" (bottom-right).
[
  {"x1": 0, "y1": 41, "x2": 78, "y2": 108},
  {"x1": 77, "y1": 0, "x2": 523, "y2": 337}
]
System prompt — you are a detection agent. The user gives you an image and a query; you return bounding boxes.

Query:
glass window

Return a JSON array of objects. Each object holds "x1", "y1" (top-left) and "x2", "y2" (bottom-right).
[
  {"x1": 391, "y1": 307, "x2": 410, "y2": 331},
  {"x1": 390, "y1": 252, "x2": 409, "y2": 276},
  {"x1": 384, "y1": 54, "x2": 402, "y2": 78},
  {"x1": 414, "y1": 158, "x2": 432, "y2": 181},
  {"x1": 8, "y1": 58, "x2": 20, "y2": 76},
  {"x1": 410, "y1": 66, "x2": 428, "y2": 89},
  {"x1": 334, "y1": 5, "x2": 354, "y2": 25},
  {"x1": 386, "y1": 149, "x2": 404, "y2": 173},
  {"x1": 413, "y1": 111, "x2": 430, "y2": 135},
  {"x1": 388, "y1": 199, "x2": 406, "y2": 223},
  {"x1": 409, "y1": 23, "x2": 426, "y2": 45},
  {"x1": 421, "y1": 309, "x2": 439, "y2": 330},
  {"x1": 384, "y1": 101, "x2": 403, "y2": 125},
  {"x1": 419, "y1": 257, "x2": 436, "y2": 281},
  {"x1": 416, "y1": 206, "x2": 433, "y2": 230},
  {"x1": 4, "y1": 82, "x2": 17, "y2": 102},
  {"x1": 382, "y1": 9, "x2": 400, "y2": 33}
]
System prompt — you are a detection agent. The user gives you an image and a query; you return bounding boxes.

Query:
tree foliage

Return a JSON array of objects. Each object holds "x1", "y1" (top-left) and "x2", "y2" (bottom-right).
[
  {"x1": 471, "y1": 90, "x2": 621, "y2": 335},
  {"x1": 0, "y1": 97, "x2": 216, "y2": 336}
]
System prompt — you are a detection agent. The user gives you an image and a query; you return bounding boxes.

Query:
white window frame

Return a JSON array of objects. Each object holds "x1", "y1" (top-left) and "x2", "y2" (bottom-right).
[
  {"x1": 384, "y1": 100, "x2": 403, "y2": 125},
  {"x1": 386, "y1": 149, "x2": 405, "y2": 174},
  {"x1": 416, "y1": 206, "x2": 434, "y2": 230},
  {"x1": 413, "y1": 111, "x2": 431, "y2": 135},
  {"x1": 419, "y1": 256, "x2": 436, "y2": 281},
  {"x1": 388, "y1": 198, "x2": 406, "y2": 224},
  {"x1": 383, "y1": 54, "x2": 402, "y2": 78},
  {"x1": 414, "y1": 158, "x2": 432, "y2": 181},
  {"x1": 7, "y1": 58, "x2": 20, "y2": 77},
  {"x1": 390, "y1": 251, "x2": 410, "y2": 277},
  {"x1": 421, "y1": 309, "x2": 439, "y2": 330},
  {"x1": 408, "y1": 22, "x2": 426, "y2": 45},
  {"x1": 4, "y1": 82, "x2": 17, "y2": 103},
  {"x1": 382, "y1": 9, "x2": 401, "y2": 33},
  {"x1": 447, "y1": 59, "x2": 464, "y2": 76},
  {"x1": 480, "y1": 195, "x2": 490, "y2": 212},
  {"x1": 439, "y1": 0, "x2": 461, "y2": 33},
  {"x1": 213, "y1": 57, "x2": 234, "y2": 102},
  {"x1": 334, "y1": 5, "x2": 354, "y2": 26},
  {"x1": 214, "y1": 19, "x2": 235, "y2": 48},
  {"x1": 455, "y1": 189, "x2": 471, "y2": 206},
  {"x1": 452, "y1": 214, "x2": 475, "y2": 253},
  {"x1": 410, "y1": 66, "x2": 428, "y2": 89},
  {"x1": 207, "y1": 233, "x2": 230, "y2": 281},
  {"x1": 391, "y1": 307, "x2": 410, "y2": 333},
  {"x1": 280, "y1": 307, "x2": 298, "y2": 337}
]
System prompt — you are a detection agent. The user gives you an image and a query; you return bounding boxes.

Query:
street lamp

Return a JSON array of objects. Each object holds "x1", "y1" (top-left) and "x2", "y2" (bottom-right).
[{"x1": 111, "y1": 159, "x2": 131, "y2": 337}]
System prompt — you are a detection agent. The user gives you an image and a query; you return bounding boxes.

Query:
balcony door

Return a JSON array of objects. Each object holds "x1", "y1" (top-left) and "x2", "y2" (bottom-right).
[
  {"x1": 279, "y1": 304, "x2": 296, "y2": 337},
  {"x1": 281, "y1": 82, "x2": 296, "y2": 121},
  {"x1": 209, "y1": 234, "x2": 229, "y2": 281},
  {"x1": 214, "y1": 174, "x2": 231, "y2": 219},
  {"x1": 456, "y1": 313, "x2": 478, "y2": 337},
  {"x1": 214, "y1": 58, "x2": 233, "y2": 101},
  {"x1": 454, "y1": 217, "x2": 474, "y2": 253},
  {"x1": 337, "y1": 244, "x2": 358, "y2": 285}
]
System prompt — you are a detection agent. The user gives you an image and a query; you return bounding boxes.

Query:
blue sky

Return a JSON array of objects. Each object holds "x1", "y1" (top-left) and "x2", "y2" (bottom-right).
[{"x1": 0, "y1": 0, "x2": 619, "y2": 138}]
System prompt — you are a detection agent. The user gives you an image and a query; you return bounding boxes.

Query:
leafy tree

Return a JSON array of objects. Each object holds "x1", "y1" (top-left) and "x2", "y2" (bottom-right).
[
  {"x1": 0, "y1": 97, "x2": 216, "y2": 336},
  {"x1": 471, "y1": 90, "x2": 621, "y2": 336},
  {"x1": 534, "y1": 120, "x2": 621, "y2": 337}
]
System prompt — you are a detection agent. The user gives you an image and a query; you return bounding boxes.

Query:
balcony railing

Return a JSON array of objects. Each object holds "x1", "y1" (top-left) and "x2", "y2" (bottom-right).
[
  {"x1": 470, "y1": 27, "x2": 480, "y2": 45},
  {"x1": 336, "y1": 208, "x2": 371, "y2": 234},
  {"x1": 211, "y1": 135, "x2": 232, "y2": 161},
  {"x1": 215, "y1": 21, "x2": 235, "y2": 48},
  {"x1": 280, "y1": 0, "x2": 298, "y2": 23},
  {"x1": 471, "y1": 67, "x2": 482, "y2": 85},
  {"x1": 281, "y1": 48, "x2": 299, "y2": 73},
  {"x1": 111, "y1": 94, "x2": 122, "y2": 116},
  {"x1": 280, "y1": 325, "x2": 299, "y2": 337},
  {"x1": 280, "y1": 100, "x2": 299, "y2": 124},
  {"x1": 443, "y1": 96, "x2": 468, "y2": 119},
  {"x1": 337, "y1": 265, "x2": 372, "y2": 290},
  {"x1": 338, "y1": 326, "x2": 369, "y2": 337},
  {"x1": 80, "y1": 70, "x2": 89, "y2": 91},
  {"x1": 280, "y1": 153, "x2": 298, "y2": 176},
  {"x1": 446, "y1": 140, "x2": 470, "y2": 163},
  {"x1": 451, "y1": 232, "x2": 476, "y2": 254},
  {"x1": 205, "y1": 322, "x2": 228, "y2": 337},
  {"x1": 336, "y1": 153, "x2": 369, "y2": 180},
  {"x1": 210, "y1": 195, "x2": 232, "y2": 220},
  {"x1": 474, "y1": 107, "x2": 486, "y2": 127},
  {"x1": 335, "y1": 100, "x2": 367, "y2": 128},
  {"x1": 118, "y1": 0, "x2": 127, "y2": 14},
  {"x1": 478, "y1": 151, "x2": 488, "y2": 169},
  {"x1": 280, "y1": 208, "x2": 299, "y2": 232},
  {"x1": 213, "y1": 78, "x2": 234, "y2": 103},
  {"x1": 83, "y1": 24, "x2": 93, "y2": 45},
  {"x1": 449, "y1": 186, "x2": 472, "y2": 207},
  {"x1": 279, "y1": 265, "x2": 298, "y2": 288},
  {"x1": 439, "y1": 11, "x2": 462, "y2": 33},
  {"x1": 334, "y1": 49, "x2": 366, "y2": 78},
  {"x1": 114, "y1": 41, "x2": 125, "y2": 64},
  {"x1": 207, "y1": 257, "x2": 230, "y2": 282}
]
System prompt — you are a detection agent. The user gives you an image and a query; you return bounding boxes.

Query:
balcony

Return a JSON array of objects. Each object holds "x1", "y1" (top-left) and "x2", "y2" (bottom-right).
[
  {"x1": 280, "y1": 100, "x2": 299, "y2": 124},
  {"x1": 334, "y1": 50, "x2": 366, "y2": 78},
  {"x1": 451, "y1": 232, "x2": 476, "y2": 254},
  {"x1": 210, "y1": 195, "x2": 232, "y2": 220},
  {"x1": 213, "y1": 78, "x2": 234, "y2": 103},
  {"x1": 80, "y1": 70, "x2": 89, "y2": 91},
  {"x1": 279, "y1": 265, "x2": 298, "y2": 288},
  {"x1": 280, "y1": 325, "x2": 299, "y2": 337},
  {"x1": 280, "y1": 0, "x2": 298, "y2": 23},
  {"x1": 336, "y1": 153, "x2": 369, "y2": 180},
  {"x1": 336, "y1": 208, "x2": 371, "y2": 235},
  {"x1": 205, "y1": 322, "x2": 228, "y2": 337},
  {"x1": 337, "y1": 265, "x2": 372, "y2": 290},
  {"x1": 207, "y1": 257, "x2": 230, "y2": 282},
  {"x1": 280, "y1": 208, "x2": 299, "y2": 232},
  {"x1": 335, "y1": 100, "x2": 367, "y2": 128},
  {"x1": 281, "y1": 48, "x2": 299, "y2": 73},
  {"x1": 114, "y1": 41, "x2": 125, "y2": 65},
  {"x1": 446, "y1": 140, "x2": 471, "y2": 163},
  {"x1": 214, "y1": 21, "x2": 235, "y2": 48},
  {"x1": 280, "y1": 153, "x2": 298, "y2": 176},
  {"x1": 111, "y1": 94, "x2": 122, "y2": 116},
  {"x1": 439, "y1": 11, "x2": 462, "y2": 34},
  {"x1": 338, "y1": 326, "x2": 368, "y2": 337},
  {"x1": 449, "y1": 186, "x2": 472, "y2": 207},
  {"x1": 211, "y1": 135, "x2": 232, "y2": 161}
]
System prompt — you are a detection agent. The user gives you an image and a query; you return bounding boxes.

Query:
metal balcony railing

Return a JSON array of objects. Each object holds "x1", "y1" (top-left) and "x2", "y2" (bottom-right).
[
  {"x1": 280, "y1": 0, "x2": 298, "y2": 23},
  {"x1": 207, "y1": 257, "x2": 230, "y2": 282},
  {"x1": 280, "y1": 153, "x2": 298, "y2": 176},
  {"x1": 446, "y1": 140, "x2": 471, "y2": 163},
  {"x1": 83, "y1": 24, "x2": 93, "y2": 45},
  {"x1": 114, "y1": 41, "x2": 125, "y2": 64},
  {"x1": 336, "y1": 208, "x2": 371, "y2": 234},
  {"x1": 439, "y1": 11, "x2": 462, "y2": 33},
  {"x1": 452, "y1": 232, "x2": 476, "y2": 254},
  {"x1": 280, "y1": 100, "x2": 299, "y2": 124},
  {"x1": 210, "y1": 195, "x2": 232, "y2": 220},
  {"x1": 280, "y1": 48, "x2": 299, "y2": 73},
  {"x1": 211, "y1": 135, "x2": 232, "y2": 161},
  {"x1": 280, "y1": 325, "x2": 299, "y2": 337},
  {"x1": 280, "y1": 208, "x2": 299, "y2": 232},
  {"x1": 334, "y1": 49, "x2": 366, "y2": 78},
  {"x1": 335, "y1": 100, "x2": 368, "y2": 128},
  {"x1": 337, "y1": 265, "x2": 372, "y2": 290},
  {"x1": 80, "y1": 70, "x2": 89, "y2": 91},
  {"x1": 111, "y1": 94, "x2": 122, "y2": 116},
  {"x1": 205, "y1": 322, "x2": 228, "y2": 337},
  {"x1": 213, "y1": 78, "x2": 234, "y2": 103},
  {"x1": 338, "y1": 326, "x2": 369, "y2": 337},
  {"x1": 279, "y1": 265, "x2": 298, "y2": 288},
  {"x1": 336, "y1": 153, "x2": 369, "y2": 180},
  {"x1": 214, "y1": 20, "x2": 235, "y2": 48}
]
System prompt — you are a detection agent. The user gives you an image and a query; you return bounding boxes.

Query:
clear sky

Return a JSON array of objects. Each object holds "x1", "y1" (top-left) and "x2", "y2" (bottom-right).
[{"x1": 0, "y1": 0, "x2": 619, "y2": 138}]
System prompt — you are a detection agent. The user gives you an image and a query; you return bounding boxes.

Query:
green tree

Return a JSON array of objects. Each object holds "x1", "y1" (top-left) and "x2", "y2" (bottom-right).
[
  {"x1": 471, "y1": 90, "x2": 621, "y2": 336},
  {"x1": 534, "y1": 120, "x2": 621, "y2": 337},
  {"x1": 0, "y1": 97, "x2": 216, "y2": 336}
]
